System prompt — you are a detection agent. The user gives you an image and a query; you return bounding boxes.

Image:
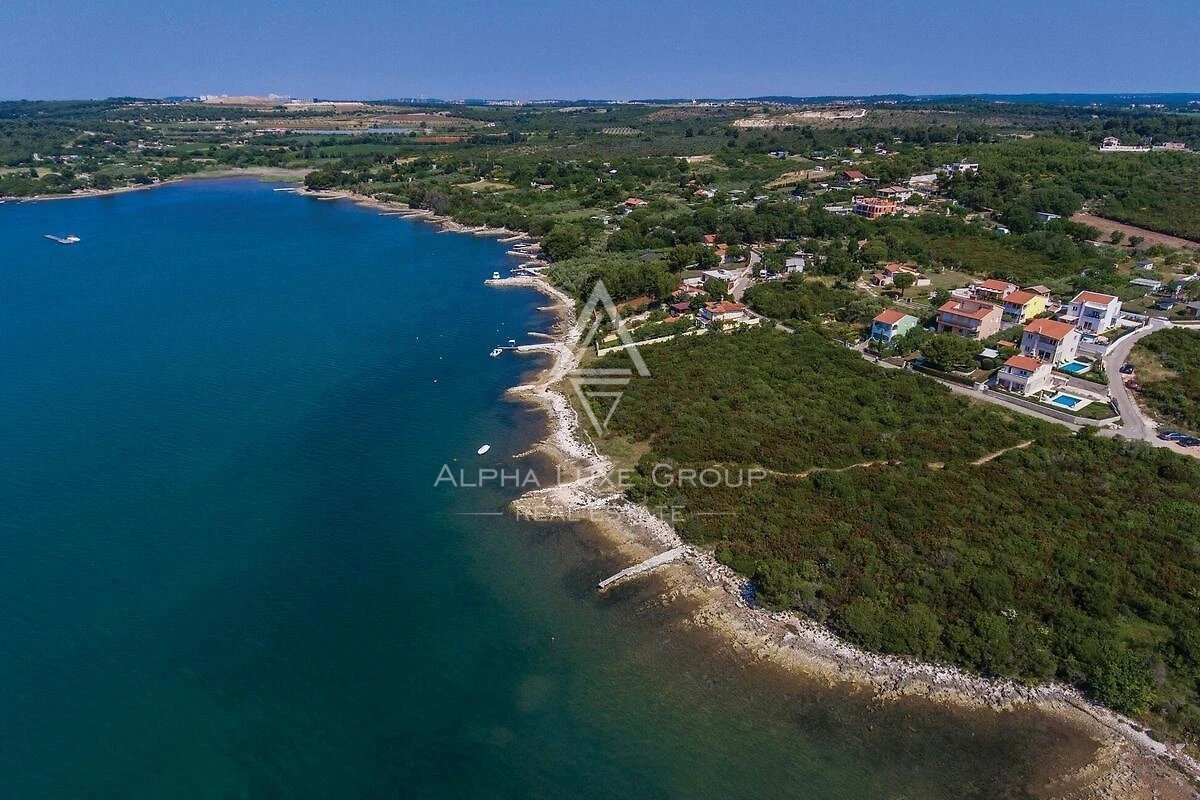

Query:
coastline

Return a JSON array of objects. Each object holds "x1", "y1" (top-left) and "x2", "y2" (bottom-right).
[
  {"x1": 46, "y1": 177, "x2": 1192, "y2": 797},
  {"x1": 2, "y1": 167, "x2": 313, "y2": 203},
  {"x1": 484, "y1": 262, "x2": 1200, "y2": 798},
  {"x1": 297, "y1": 183, "x2": 1200, "y2": 798}
]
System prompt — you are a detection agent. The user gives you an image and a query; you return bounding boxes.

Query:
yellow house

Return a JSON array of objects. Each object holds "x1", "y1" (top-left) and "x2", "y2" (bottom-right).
[{"x1": 1001, "y1": 290, "x2": 1048, "y2": 326}]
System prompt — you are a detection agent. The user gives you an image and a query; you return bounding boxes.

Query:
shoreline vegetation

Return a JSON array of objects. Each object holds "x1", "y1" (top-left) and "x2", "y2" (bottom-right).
[
  {"x1": 282, "y1": 183, "x2": 1200, "y2": 799},
  {"x1": 2, "y1": 167, "x2": 313, "y2": 203},
  {"x1": 14, "y1": 169, "x2": 1199, "y2": 797}
]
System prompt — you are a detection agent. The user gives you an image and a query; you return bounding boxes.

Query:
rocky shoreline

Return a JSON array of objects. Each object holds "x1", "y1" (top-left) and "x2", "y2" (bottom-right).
[
  {"x1": 492, "y1": 273, "x2": 1200, "y2": 800},
  {"x1": 289, "y1": 185, "x2": 1200, "y2": 799}
]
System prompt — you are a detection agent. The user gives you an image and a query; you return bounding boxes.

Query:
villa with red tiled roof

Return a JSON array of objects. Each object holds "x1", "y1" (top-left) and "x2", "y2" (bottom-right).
[
  {"x1": 974, "y1": 279, "x2": 1018, "y2": 302},
  {"x1": 1000, "y1": 289, "x2": 1048, "y2": 326},
  {"x1": 1063, "y1": 291, "x2": 1122, "y2": 333},
  {"x1": 699, "y1": 300, "x2": 749, "y2": 324},
  {"x1": 1021, "y1": 318, "x2": 1081, "y2": 364},
  {"x1": 936, "y1": 298, "x2": 1002, "y2": 339},
  {"x1": 871, "y1": 263, "x2": 928, "y2": 287},
  {"x1": 871, "y1": 309, "x2": 919, "y2": 344},
  {"x1": 995, "y1": 355, "x2": 1053, "y2": 396}
]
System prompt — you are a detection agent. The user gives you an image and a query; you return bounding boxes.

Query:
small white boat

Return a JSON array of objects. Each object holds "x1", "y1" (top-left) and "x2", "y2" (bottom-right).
[
  {"x1": 489, "y1": 348, "x2": 503, "y2": 357},
  {"x1": 477, "y1": 444, "x2": 491, "y2": 455},
  {"x1": 45, "y1": 234, "x2": 81, "y2": 244}
]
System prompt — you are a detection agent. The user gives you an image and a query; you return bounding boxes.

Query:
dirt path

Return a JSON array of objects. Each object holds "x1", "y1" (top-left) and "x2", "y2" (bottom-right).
[
  {"x1": 1071, "y1": 213, "x2": 1200, "y2": 250},
  {"x1": 761, "y1": 442, "x2": 1034, "y2": 478},
  {"x1": 762, "y1": 459, "x2": 897, "y2": 479},
  {"x1": 971, "y1": 440, "x2": 1035, "y2": 465}
]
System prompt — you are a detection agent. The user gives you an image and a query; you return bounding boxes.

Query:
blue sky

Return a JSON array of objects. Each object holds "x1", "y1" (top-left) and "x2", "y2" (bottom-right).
[{"x1": 2, "y1": 0, "x2": 1198, "y2": 100}]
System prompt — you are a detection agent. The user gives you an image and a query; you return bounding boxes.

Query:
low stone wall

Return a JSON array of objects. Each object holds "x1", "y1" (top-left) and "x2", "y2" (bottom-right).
[
  {"x1": 986, "y1": 390, "x2": 1117, "y2": 427},
  {"x1": 913, "y1": 364, "x2": 986, "y2": 390}
]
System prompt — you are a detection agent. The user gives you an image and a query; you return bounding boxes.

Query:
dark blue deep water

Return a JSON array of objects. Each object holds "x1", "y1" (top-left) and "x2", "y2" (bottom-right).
[{"x1": 0, "y1": 180, "x2": 1096, "y2": 799}]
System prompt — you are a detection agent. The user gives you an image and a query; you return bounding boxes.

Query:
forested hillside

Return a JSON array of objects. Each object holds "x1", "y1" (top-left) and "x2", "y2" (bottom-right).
[{"x1": 598, "y1": 328, "x2": 1200, "y2": 740}]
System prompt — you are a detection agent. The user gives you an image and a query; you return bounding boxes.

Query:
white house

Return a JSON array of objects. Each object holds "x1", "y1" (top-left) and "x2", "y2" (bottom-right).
[
  {"x1": 1064, "y1": 291, "x2": 1122, "y2": 333},
  {"x1": 996, "y1": 355, "x2": 1053, "y2": 396},
  {"x1": 1021, "y1": 318, "x2": 1081, "y2": 364},
  {"x1": 702, "y1": 268, "x2": 743, "y2": 283},
  {"x1": 876, "y1": 186, "x2": 914, "y2": 203},
  {"x1": 699, "y1": 300, "x2": 749, "y2": 324},
  {"x1": 907, "y1": 174, "x2": 939, "y2": 192},
  {"x1": 1129, "y1": 278, "x2": 1162, "y2": 291}
]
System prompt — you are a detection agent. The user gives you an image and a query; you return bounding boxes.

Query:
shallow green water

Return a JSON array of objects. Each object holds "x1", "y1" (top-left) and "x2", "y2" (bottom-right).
[{"x1": 0, "y1": 180, "x2": 1095, "y2": 799}]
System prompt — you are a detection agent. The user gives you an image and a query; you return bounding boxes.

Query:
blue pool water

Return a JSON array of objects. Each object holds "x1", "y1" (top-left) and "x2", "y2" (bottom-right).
[
  {"x1": 1060, "y1": 361, "x2": 1091, "y2": 375},
  {"x1": 1050, "y1": 393, "x2": 1085, "y2": 408}
]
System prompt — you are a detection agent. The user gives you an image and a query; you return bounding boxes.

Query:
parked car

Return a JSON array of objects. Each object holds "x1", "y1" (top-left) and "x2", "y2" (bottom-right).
[
  {"x1": 1119, "y1": 363, "x2": 1135, "y2": 375},
  {"x1": 1124, "y1": 379, "x2": 1140, "y2": 391},
  {"x1": 1158, "y1": 430, "x2": 1185, "y2": 441},
  {"x1": 1178, "y1": 436, "x2": 1200, "y2": 447}
]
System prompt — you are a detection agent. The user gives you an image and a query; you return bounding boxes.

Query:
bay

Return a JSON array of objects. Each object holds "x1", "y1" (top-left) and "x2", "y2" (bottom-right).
[{"x1": 0, "y1": 179, "x2": 1096, "y2": 799}]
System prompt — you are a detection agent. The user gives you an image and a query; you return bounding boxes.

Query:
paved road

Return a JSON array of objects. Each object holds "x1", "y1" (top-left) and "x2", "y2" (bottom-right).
[
  {"x1": 1099, "y1": 318, "x2": 1200, "y2": 458},
  {"x1": 856, "y1": 351, "x2": 1085, "y2": 428},
  {"x1": 1101, "y1": 317, "x2": 1171, "y2": 442},
  {"x1": 730, "y1": 247, "x2": 760, "y2": 302}
]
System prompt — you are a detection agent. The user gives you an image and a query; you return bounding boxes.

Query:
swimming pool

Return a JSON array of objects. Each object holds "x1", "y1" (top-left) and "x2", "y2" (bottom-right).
[
  {"x1": 1059, "y1": 360, "x2": 1092, "y2": 376},
  {"x1": 1048, "y1": 392, "x2": 1089, "y2": 409}
]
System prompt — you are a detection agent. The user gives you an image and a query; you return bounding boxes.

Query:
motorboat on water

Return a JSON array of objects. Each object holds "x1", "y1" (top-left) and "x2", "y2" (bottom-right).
[
  {"x1": 489, "y1": 348, "x2": 503, "y2": 357},
  {"x1": 477, "y1": 444, "x2": 491, "y2": 455},
  {"x1": 45, "y1": 234, "x2": 81, "y2": 244}
]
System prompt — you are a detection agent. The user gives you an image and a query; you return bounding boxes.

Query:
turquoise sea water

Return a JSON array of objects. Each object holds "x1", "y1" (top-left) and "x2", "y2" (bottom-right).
[{"x1": 0, "y1": 180, "x2": 1096, "y2": 799}]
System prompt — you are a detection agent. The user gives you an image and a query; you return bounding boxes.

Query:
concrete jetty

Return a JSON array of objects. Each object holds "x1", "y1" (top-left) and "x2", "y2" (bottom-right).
[{"x1": 598, "y1": 546, "x2": 689, "y2": 591}]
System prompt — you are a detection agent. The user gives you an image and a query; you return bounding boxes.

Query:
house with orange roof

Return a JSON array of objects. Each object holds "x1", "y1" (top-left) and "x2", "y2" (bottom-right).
[
  {"x1": 883, "y1": 263, "x2": 930, "y2": 286},
  {"x1": 699, "y1": 300, "x2": 750, "y2": 325},
  {"x1": 1021, "y1": 318, "x2": 1081, "y2": 364},
  {"x1": 1063, "y1": 291, "x2": 1122, "y2": 333},
  {"x1": 936, "y1": 298, "x2": 1002, "y2": 339},
  {"x1": 995, "y1": 354, "x2": 1054, "y2": 396},
  {"x1": 974, "y1": 279, "x2": 1018, "y2": 303},
  {"x1": 871, "y1": 309, "x2": 919, "y2": 344},
  {"x1": 623, "y1": 197, "x2": 649, "y2": 209},
  {"x1": 1000, "y1": 289, "x2": 1048, "y2": 327}
]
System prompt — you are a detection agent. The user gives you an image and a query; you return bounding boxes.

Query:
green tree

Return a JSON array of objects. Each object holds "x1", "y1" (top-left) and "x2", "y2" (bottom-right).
[
  {"x1": 1087, "y1": 649, "x2": 1154, "y2": 715},
  {"x1": 1109, "y1": 230, "x2": 1125, "y2": 245},
  {"x1": 921, "y1": 333, "x2": 982, "y2": 370},
  {"x1": 893, "y1": 272, "x2": 916, "y2": 296},
  {"x1": 543, "y1": 224, "x2": 585, "y2": 261}
]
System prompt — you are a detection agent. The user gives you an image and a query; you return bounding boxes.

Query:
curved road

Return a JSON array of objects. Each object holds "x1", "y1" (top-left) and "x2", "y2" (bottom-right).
[
  {"x1": 1100, "y1": 318, "x2": 1168, "y2": 442},
  {"x1": 1100, "y1": 317, "x2": 1199, "y2": 458}
]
